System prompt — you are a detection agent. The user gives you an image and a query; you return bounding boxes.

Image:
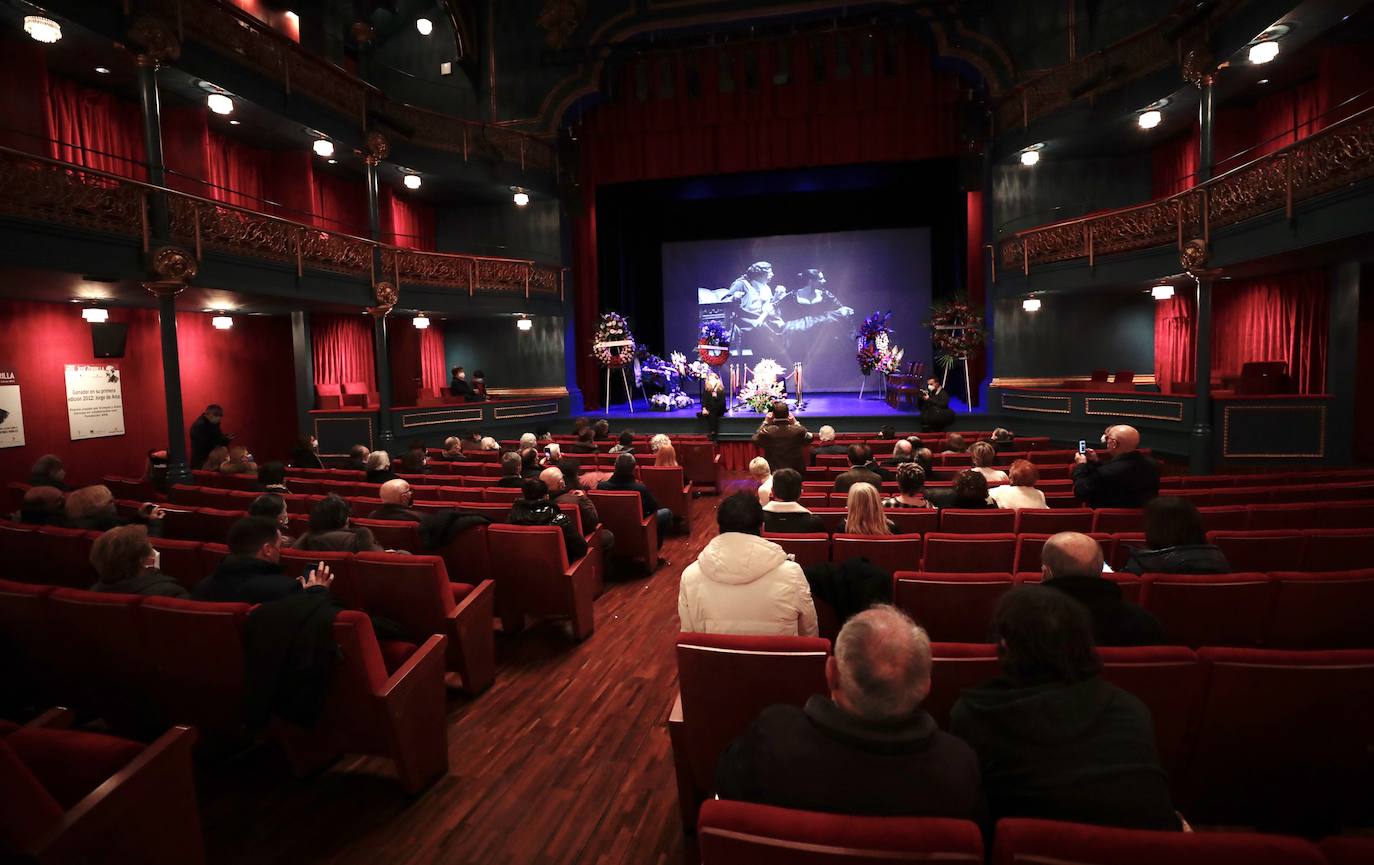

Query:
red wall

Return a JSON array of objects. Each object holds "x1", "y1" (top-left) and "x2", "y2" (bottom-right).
[{"x1": 0, "y1": 300, "x2": 297, "y2": 485}]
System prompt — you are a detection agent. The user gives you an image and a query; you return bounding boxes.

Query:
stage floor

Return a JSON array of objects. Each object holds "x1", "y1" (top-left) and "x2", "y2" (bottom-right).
[{"x1": 596, "y1": 391, "x2": 976, "y2": 436}]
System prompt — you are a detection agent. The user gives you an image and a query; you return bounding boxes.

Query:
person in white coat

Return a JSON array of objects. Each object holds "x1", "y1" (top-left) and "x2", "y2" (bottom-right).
[{"x1": 679, "y1": 492, "x2": 819, "y2": 637}]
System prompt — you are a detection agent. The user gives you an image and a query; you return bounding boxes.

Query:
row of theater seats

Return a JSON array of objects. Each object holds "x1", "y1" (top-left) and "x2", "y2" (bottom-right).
[
  {"x1": 696, "y1": 803, "x2": 1373, "y2": 865},
  {"x1": 887, "y1": 568, "x2": 1374, "y2": 647},
  {"x1": 0, "y1": 578, "x2": 450, "y2": 794},
  {"x1": 670, "y1": 633, "x2": 1374, "y2": 834}
]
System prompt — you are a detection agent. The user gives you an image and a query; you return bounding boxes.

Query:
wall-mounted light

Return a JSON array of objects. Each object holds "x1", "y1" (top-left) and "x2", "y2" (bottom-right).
[
  {"x1": 95, "y1": 66, "x2": 111, "y2": 75},
  {"x1": 1248, "y1": 40, "x2": 1279, "y2": 64},
  {"x1": 512, "y1": 187, "x2": 530, "y2": 206},
  {"x1": 24, "y1": 16, "x2": 61, "y2": 44},
  {"x1": 416, "y1": 18, "x2": 433, "y2": 35},
  {"x1": 403, "y1": 173, "x2": 422, "y2": 190},
  {"x1": 81, "y1": 307, "x2": 109, "y2": 323},
  {"x1": 517, "y1": 317, "x2": 533, "y2": 331},
  {"x1": 313, "y1": 139, "x2": 335, "y2": 158},
  {"x1": 207, "y1": 93, "x2": 234, "y2": 115},
  {"x1": 1022, "y1": 297, "x2": 1042, "y2": 312},
  {"x1": 1152, "y1": 285, "x2": 1176, "y2": 300},
  {"x1": 212, "y1": 315, "x2": 234, "y2": 330},
  {"x1": 1137, "y1": 110, "x2": 1162, "y2": 130},
  {"x1": 413, "y1": 315, "x2": 430, "y2": 329},
  {"x1": 1019, "y1": 143, "x2": 1043, "y2": 166}
]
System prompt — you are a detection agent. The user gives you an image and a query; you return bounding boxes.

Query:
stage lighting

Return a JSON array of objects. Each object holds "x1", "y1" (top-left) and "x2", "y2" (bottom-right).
[
  {"x1": 416, "y1": 18, "x2": 433, "y2": 35},
  {"x1": 313, "y1": 139, "x2": 335, "y2": 158},
  {"x1": 81, "y1": 307, "x2": 108, "y2": 323},
  {"x1": 413, "y1": 315, "x2": 430, "y2": 329},
  {"x1": 1020, "y1": 149, "x2": 1040, "y2": 166},
  {"x1": 403, "y1": 174, "x2": 422, "y2": 190},
  {"x1": 212, "y1": 315, "x2": 234, "y2": 330},
  {"x1": 207, "y1": 93, "x2": 234, "y2": 115},
  {"x1": 517, "y1": 317, "x2": 533, "y2": 331},
  {"x1": 24, "y1": 16, "x2": 61, "y2": 43},
  {"x1": 1152, "y1": 285, "x2": 1175, "y2": 300},
  {"x1": 512, "y1": 188, "x2": 530, "y2": 206},
  {"x1": 1022, "y1": 298, "x2": 1041, "y2": 312},
  {"x1": 1248, "y1": 40, "x2": 1279, "y2": 64},
  {"x1": 1137, "y1": 110, "x2": 1162, "y2": 130}
]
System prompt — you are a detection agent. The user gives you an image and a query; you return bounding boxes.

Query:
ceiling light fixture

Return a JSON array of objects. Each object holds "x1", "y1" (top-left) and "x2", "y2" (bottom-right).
[
  {"x1": 207, "y1": 93, "x2": 234, "y2": 115},
  {"x1": 313, "y1": 139, "x2": 335, "y2": 158},
  {"x1": 327, "y1": 158, "x2": 337, "y2": 164},
  {"x1": 1248, "y1": 40, "x2": 1279, "y2": 64},
  {"x1": 1020, "y1": 149, "x2": 1040, "y2": 166},
  {"x1": 512, "y1": 188, "x2": 530, "y2": 206},
  {"x1": 212, "y1": 315, "x2": 233, "y2": 330},
  {"x1": 95, "y1": 66, "x2": 111, "y2": 75},
  {"x1": 24, "y1": 16, "x2": 61, "y2": 44},
  {"x1": 1137, "y1": 109, "x2": 1162, "y2": 130},
  {"x1": 81, "y1": 307, "x2": 109, "y2": 323},
  {"x1": 1152, "y1": 285, "x2": 1176, "y2": 300},
  {"x1": 1022, "y1": 297, "x2": 1041, "y2": 312},
  {"x1": 517, "y1": 317, "x2": 533, "y2": 331},
  {"x1": 229, "y1": 119, "x2": 241, "y2": 125},
  {"x1": 416, "y1": 17, "x2": 433, "y2": 35},
  {"x1": 403, "y1": 174, "x2": 422, "y2": 190},
  {"x1": 413, "y1": 315, "x2": 430, "y2": 329},
  {"x1": 1258, "y1": 78, "x2": 1270, "y2": 85}
]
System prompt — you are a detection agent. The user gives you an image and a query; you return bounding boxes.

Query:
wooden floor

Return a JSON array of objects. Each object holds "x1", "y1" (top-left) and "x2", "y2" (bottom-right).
[{"x1": 198, "y1": 494, "x2": 722, "y2": 865}]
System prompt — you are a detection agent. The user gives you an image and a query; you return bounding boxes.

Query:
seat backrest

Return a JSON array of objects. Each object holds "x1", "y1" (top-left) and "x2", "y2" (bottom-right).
[
  {"x1": 1090, "y1": 508, "x2": 1145, "y2": 533},
  {"x1": 679, "y1": 442, "x2": 719, "y2": 488},
  {"x1": 1206, "y1": 530, "x2": 1307, "y2": 572},
  {"x1": 1140, "y1": 573, "x2": 1275, "y2": 648},
  {"x1": 352, "y1": 518, "x2": 422, "y2": 552},
  {"x1": 484, "y1": 524, "x2": 574, "y2": 620},
  {"x1": 1301, "y1": 528, "x2": 1374, "y2": 572},
  {"x1": 36, "y1": 527, "x2": 98, "y2": 588},
  {"x1": 1315, "y1": 499, "x2": 1374, "y2": 529},
  {"x1": 1097, "y1": 645, "x2": 1202, "y2": 777},
  {"x1": 482, "y1": 487, "x2": 522, "y2": 504},
  {"x1": 640, "y1": 466, "x2": 688, "y2": 511},
  {"x1": 341, "y1": 552, "x2": 454, "y2": 637},
  {"x1": 1015, "y1": 508, "x2": 1093, "y2": 534},
  {"x1": 921, "y1": 533, "x2": 1016, "y2": 573},
  {"x1": 831, "y1": 534, "x2": 922, "y2": 576},
  {"x1": 47, "y1": 588, "x2": 153, "y2": 727},
  {"x1": 138, "y1": 596, "x2": 251, "y2": 742},
  {"x1": 698, "y1": 800, "x2": 984, "y2": 865},
  {"x1": 886, "y1": 509, "x2": 940, "y2": 536},
  {"x1": 927, "y1": 642, "x2": 1001, "y2": 729},
  {"x1": 893, "y1": 572, "x2": 1012, "y2": 643},
  {"x1": 278, "y1": 549, "x2": 353, "y2": 581},
  {"x1": 0, "y1": 578, "x2": 55, "y2": 671},
  {"x1": 676, "y1": 632, "x2": 829, "y2": 792},
  {"x1": 1264, "y1": 570, "x2": 1374, "y2": 648},
  {"x1": 148, "y1": 538, "x2": 206, "y2": 591},
  {"x1": 587, "y1": 489, "x2": 646, "y2": 531},
  {"x1": 1196, "y1": 506, "x2": 1249, "y2": 532},
  {"x1": 763, "y1": 532, "x2": 831, "y2": 569},
  {"x1": 990, "y1": 817, "x2": 1326, "y2": 865}
]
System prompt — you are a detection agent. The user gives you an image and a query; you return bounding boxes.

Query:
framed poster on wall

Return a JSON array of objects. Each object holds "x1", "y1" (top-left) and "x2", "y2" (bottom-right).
[
  {"x1": 0, "y1": 368, "x2": 23, "y2": 448},
  {"x1": 65, "y1": 363, "x2": 126, "y2": 441}
]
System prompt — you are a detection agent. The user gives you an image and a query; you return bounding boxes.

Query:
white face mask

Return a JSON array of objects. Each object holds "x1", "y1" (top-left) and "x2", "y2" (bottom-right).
[{"x1": 149, "y1": 549, "x2": 161, "y2": 571}]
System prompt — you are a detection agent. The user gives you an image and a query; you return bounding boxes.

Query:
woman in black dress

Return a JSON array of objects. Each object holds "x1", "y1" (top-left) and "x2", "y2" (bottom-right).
[{"x1": 699, "y1": 371, "x2": 727, "y2": 440}]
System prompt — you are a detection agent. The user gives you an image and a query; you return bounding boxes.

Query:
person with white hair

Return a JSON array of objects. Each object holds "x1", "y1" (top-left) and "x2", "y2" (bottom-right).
[
  {"x1": 811, "y1": 424, "x2": 849, "y2": 463},
  {"x1": 716, "y1": 605, "x2": 981, "y2": 817},
  {"x1": 479, "y1": 436, "x2": 499, "y2": 451},
  {"x1": 519, "y1": 432, "x2": 538, "y2": 450},
  {"x1": 649, "y1": 433, "x2": 671, "y2": 454},
  {"x1": 749, "y1": 456, "x2": 773, "y2": 506}
]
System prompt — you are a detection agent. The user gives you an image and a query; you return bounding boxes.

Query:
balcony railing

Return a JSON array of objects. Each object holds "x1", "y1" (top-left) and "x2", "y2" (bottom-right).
[
  {"x1": 0, "y1": 146, "x2": 565, "y2": 299},
  {"x1": 996, "y1": 105, "x2": 1374, "y2": 277}
]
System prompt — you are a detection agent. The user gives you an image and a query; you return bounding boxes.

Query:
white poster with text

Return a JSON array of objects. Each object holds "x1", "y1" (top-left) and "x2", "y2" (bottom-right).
[
  {"x1": 0, "y1": 369, "x2": 23, "y2": 448},
  {"x1": 65, "y1": 363, "x2": 126, "y2": 441}
]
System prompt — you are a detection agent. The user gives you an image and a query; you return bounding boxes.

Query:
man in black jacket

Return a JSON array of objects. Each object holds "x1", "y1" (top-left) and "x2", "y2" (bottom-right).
[
  {"x1": 597, "y1": 453, "x2": 674, "y2": 534},
  {"x1": 194, "y1": 516, "x2": 332, "y2": 604},
  {"x1": 918, "y1": 378, "x2": 955, "y2": 432},
  {"x1": 449, "y1": 366, "x2": 479, "y2": 401},
  {"x1": 717, "y1": 605, "x2": 982, "y2": 818},
  {"x1": 809, "y1": 425, "x2": 849, "y2": 464},
  {"x1": 188, "y1": 404, "x2": 231, "y2": 471},
  {"x1": 494, "y1": 451, "x2": 525, "y2": 487},
  {"x1": 542, "y1": 465, "x2": 614, "y2": 554},
  {"x1": 761, "y1": 469, "x2": 826, "y2": 534},
  {"x1": 507, "y1": 478, "x2": 588, "y2": 563},
  {"x1": 752, "y1": 403, "x2": 812, "y2": 474},
  {"x1": 1072, "y1": 424, "x2": 1160, "y2": 508},
  {"x1": 371, "y1": 479, "x2": 423, "y2": 522},
  {"x1": 1042, "y1": 532, "x2": 1166, "y2": 646},
  {"x1": 834, "y1": 444, "x2": 890, "y2": 494}
]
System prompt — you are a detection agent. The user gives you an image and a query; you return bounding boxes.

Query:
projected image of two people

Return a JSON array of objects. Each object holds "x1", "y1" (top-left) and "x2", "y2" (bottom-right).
[{"x1": 707, "y1": 262, "x2": 856, "y2": 362}]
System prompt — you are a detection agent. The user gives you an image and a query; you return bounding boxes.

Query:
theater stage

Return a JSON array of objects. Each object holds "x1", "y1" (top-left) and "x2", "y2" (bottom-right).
[{"x1": 596, "y1": 391, "x2": 976, "y2": 437}]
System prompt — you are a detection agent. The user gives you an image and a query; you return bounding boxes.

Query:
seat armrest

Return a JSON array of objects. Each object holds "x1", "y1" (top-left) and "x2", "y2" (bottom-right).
[
  {"x1": 444, "y1": 580, "x2": 496, "y2": 693},
  {"x1": 25, "y1": 707, "x2": 76, "y2": 729},
  {"x1": 379, "y1": 634, "x2": 448, "y2": 700}
]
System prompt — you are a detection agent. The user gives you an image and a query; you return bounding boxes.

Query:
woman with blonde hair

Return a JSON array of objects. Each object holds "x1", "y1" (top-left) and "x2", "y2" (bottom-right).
[
  {"x1": 839, "y1": 482, "x2": 895, "y2": 535},
  {"x1": 203, "y1": 446, "x2": 229, "y2": 471},
  {"x1": 969, "y1": 441, "x2": 1008, "y2": 484},
  {"x1": 700, "y1": 371, "x2": 727, "y2": 440},
  {"x1": 749, "y1": 456, "x2": 773, "y2": 505},
  {"x1": 655, "y1": 441, "x2": 679, "y2": 468},
  {"x1": 989, "y1": 459, "x2": 1049, "y2": 509}
]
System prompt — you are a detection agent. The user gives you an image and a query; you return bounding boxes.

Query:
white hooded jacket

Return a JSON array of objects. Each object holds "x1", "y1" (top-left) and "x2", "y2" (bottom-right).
[{"x1": 678, "y1": 532, "x2": 819, "y2": 636}]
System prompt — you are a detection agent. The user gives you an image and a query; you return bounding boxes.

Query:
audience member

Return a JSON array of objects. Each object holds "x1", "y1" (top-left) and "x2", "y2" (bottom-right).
[
  {"x1": 570, "y1": 417, "x2": 591, "y2": 438},
  {"x1": 649, "y1": 433, "x2": 671, "y2": 456},
  {"x1": 912, "y1": 445, "x2": 935, "y2": 474},
  {"x1": 609, "y1": 430, "x2": 636, "y2": 454},
  {"x1": 540, "y1": 443, "x2": 583, "y2": 491},
  {"x1": 969, "y1": 441, "x2": 1008, "y2": 484},
  {"x1": 258, "y1": 461, "x2": 290, "y2": 494},
  {"x1": 519, "y1": 447, "x2": 543, "y2": 479},
  {"x1": 249, "y1": 493, "x2": 292, "y2": 541},
  {"x1": 597, "y1": 454, "x2": 674, "y2": 535},
  {"x1": 507, "y1": 478, "x2": 588, "y2": 563},
  {"x1": 1073, "y1": 424, "x2": 1160, "y2": 508},
  {"x1": 27, "y1": 454, "x2": 69, "y2": 491},
  {"x1": 450, "y1": 365, "x2": 478, "y2": 401},
  {"x1": 289, "y1": 434, "x2": 324, "y2": 469},
  {"x1": 196, "y1": 517, "x2": 332, "y2": 603},
  {"x1": 565, "y1": 427, "x2": 598, "y2": 454},
  {"x1": 202, "y1": 446, "x2": 230, "y2": 471},
  {"x1": 535, "y1": 425, "x2": 553, "y2": 445},
  {"x1": 834, "y1": 444, "x2": 888, "y2": 494},
  {"x1": 942, "y1": 432, "x2": 967, "y2": 454},
  {"x1": 883, "y1": 463, "x2": 932, "y2": 509},
  {"x1": 761, "y1": 469, "x2": 826, "y2": 534},
  {"x1": 398, "y1": 442, "x2": 429, "y2": 475},
  {"x1": 372, "y1": 479, "x2": 423, "y2": 522},
  {"x1": 438, "y1": 436, "x2": 465, "y2": 461},
  {"x1": 65, "y1": 484, "x2": 163, "y2": 531},
  {"x1": 811, "y1": 425, "x2": 848, "y2": 462},
  {"x1": 749, "y1": 457, "x2": 773, "y2": 505},
  {"x1": 542, "y1": 466, "x2": 614, "y2": 554},
  {"x1": 1122, "y1": 496, "x2": 1231, "y2": 575},
  {"x1": 752, "y1": 403, "x2": 812, "y2": 473},
  {"x1": 592, "y1": 419, "x2": 611, "y2": 441},
  {"x1": 1043, "y1": 532, "x2": 1166, "y2": 646},
  {"x1": 654, "y1": 441, "x2": 678, "y2": 468},
  {"x1": 678, "y1": 492, "x2": 818, "y2": 636},
  {"x1": 519, "y1": 432, "x2": 538, "y2": 451},
  {"x1": 990, "y1": 427, "x2": 1016, "y2": 454},
  {"x1": 950, "y1": 586, "x2": 1178, "y2": 830},
  {"x1": 189, "y1": 404, "x2": 231, "y2": 471},
  {"x1": 838, "y1": 482, "x2": 895, "y2": 535},
  {"x1": 220, "y1": 445, "x2": 257, "y2": 475},
  {"x1": 883, "y1": 439, "x2": 915, "y2": 466},
  {"x1": 17, "y1": 485, "x2": 66, "y2": 525},
  {"x1": 479, "y1": 436, "x2": 500, "y2": 452},
  {"x1": 346, "y1": 444, "x2": 370, "y2": 471},
  {"x1": 495, "y1": 451, "x2": 525, "y2": 487},
  {"x1": 716, "y1": 606, "x2": 980, "y2": 817},
  {"x1": 989, "y1": 460, "x2": 1048, "y2": 510},
  {"x1": 930, "y1": 470, "x2": 994, "y2": 510},
  {"x1": 89, "y1": 525, "x2": 188, "y2": 598},
  {"x1": 878, "y1": 424, "x2": 897, "y2": 440},
  {"x1": 364, "y1": 451, "x2": 398, "y2": 484},
  {"x1": 291, "y1": 494, "x2": 382, "y2": 553},
  {"x1": 471, "y1": 369, "x2": 488, "y2": 400}
]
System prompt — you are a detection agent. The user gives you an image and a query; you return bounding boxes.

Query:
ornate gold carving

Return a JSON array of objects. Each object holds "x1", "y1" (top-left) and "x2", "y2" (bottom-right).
[
  {"x1": 0, "y1": 150, "x2": 143, "y2": 237},
  {"x1": 127, "y1": 16, "x2": 181, "y2": 64},
  {"x1": 150, "y1": 245, "x2": 198, "y2": 282},
  {"x1": 142, "y1": 280, "x2": 186, "y2": 299},
  {"x1": 1000, "y1": 393, "x2": 1073, "y2": 415},
  {"x1": 1083, "y1": 397, "x2": 1186, "y2": 422},
  {"x1": 373, "y1": 280, "x2": 399, "y2": 310},
  {"x1": 1180, "y1": 238, "x2": 1208, "y2": 272},
  {"x1": 364, "y1": 131, "x2": 391, "y2": 164},
  {"x1": 537, "y1": 0, "x2": 586, "y2": 50},
  {"x1": 1181, "y1": 49, "x2": 1213, "y2": 88},
  {"x1": 383, "y1": 102, "x2": 556, "y2": 172}
]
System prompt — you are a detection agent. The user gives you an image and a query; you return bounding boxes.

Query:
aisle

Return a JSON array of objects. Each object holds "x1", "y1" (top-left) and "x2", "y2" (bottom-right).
[{"x1": 198, "y1": 494, "x2": 721, "y2": 865}]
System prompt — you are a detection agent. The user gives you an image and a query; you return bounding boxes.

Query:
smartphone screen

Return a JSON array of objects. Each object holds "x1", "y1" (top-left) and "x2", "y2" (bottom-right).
[{"x1": 1078, "y1": 440, "x2": 1087, "y2": 454}]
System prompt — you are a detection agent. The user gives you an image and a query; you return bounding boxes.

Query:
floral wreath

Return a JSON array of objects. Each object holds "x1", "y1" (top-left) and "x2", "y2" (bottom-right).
[
  {"x1": 854, "y1": 311, "x2": 903, "y2": 376},
  {"x1": 924, "y1": 298, "x2": 984, "y2": 358},
  {"x1": 592, "y1": 312, "x2": 635, "y2": 368},
  {"x1": 697, "y1": 321, "x2": 731, "y2": 366}
]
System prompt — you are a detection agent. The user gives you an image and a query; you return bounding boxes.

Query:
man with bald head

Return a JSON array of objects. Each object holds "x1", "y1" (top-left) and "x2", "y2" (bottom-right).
[
  {"x1": 716, "y1": 605, "x2": 982, "y2": 817},
  {"x1": 17, "y1": 485, "x2": 66, "y2": 525},
  {"x1": 370, "y1": 478, "x2": 422, "y2": 522},
  {"x1": 883, "y1": 437, "x2": 915, "y2": 467},
  {"x1": 1042, "y1": 532, "x2": 1165, "y2": 646},
  {"x1": 542, "y1": 465, "x2": 614, "y2": 555},
  {"x1": 1072, "y1": 424, "x2": 1159, "y2": 508}
]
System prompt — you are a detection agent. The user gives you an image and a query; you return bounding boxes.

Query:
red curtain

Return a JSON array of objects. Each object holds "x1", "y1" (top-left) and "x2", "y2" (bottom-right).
[
  {"x1": 381, "y1": 186, "x2": 436, "y2": 250},
  {"x1": 1212, "y1": 271, "x2": 1328, "y2": 394},
  {"x1": 1153, "y1": 293, "x2": 1196, "y2": 394},
  {"x1": 573, "y1": 187, "x2": 601, "y2": 406},
  {"x1": 311, "y1": 314, "x2": 376, "y2": 391},
  {"x1": 313, "y1": 171, "x2": 370, "y2": 236},
  {"x1": 420, "y1": 324, "x2": 447, "y2": 390},
  {"x1": 203, "y1": 129, "x2": 269, "y2": 209},
  {"x1": 46, "y1": 77, "x2": 146, "y2": 180},
  {"x1": 0, "y1": 37, "x2": 51, "y2": 154},
  {"x1": 1151, "y1": 126, "x2": 1199, "y2": 197},
  {"x1": 965, "y1": 191, "x2": 985, "y2": 405}
]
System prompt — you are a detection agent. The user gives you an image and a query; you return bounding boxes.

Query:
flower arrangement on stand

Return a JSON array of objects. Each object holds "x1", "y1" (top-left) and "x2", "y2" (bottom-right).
[
  {"x1": 854, "y1": 311, "x2": 904, "y2": 376},
  {"x1": 924, "y1": 298, "x2": 984, "y2": 371},
  {"x1": 592, "y1": 312, "x2": 635, "y2": 367},
  {"x1": 697, "y1": 321, "x2": 731, "y2": 366}
]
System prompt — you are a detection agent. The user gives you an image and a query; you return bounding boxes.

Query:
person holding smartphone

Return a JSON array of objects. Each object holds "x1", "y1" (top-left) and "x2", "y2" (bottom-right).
[
  {"x1": 1072, "y1": 424, "x2": 1160, "y2": 508},
  {"x1": 193, "y1": 516, "x2": 333, "y2": 604}
]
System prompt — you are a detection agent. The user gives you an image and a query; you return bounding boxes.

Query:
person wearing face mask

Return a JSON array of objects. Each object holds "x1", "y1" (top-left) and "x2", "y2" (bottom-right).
[
  {"x1": 89, "y1": 525, "x2": 188, "y2": 598},
  {"x1": 194, "y1": 516, "x2": 332, "y2": 603}
]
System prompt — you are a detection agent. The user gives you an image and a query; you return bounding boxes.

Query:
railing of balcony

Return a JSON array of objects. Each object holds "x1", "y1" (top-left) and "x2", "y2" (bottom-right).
[
  {"x1": 996, "y1": 104, "x2": 1374, "y2": 277},
  {"x1": 0, "y1": 146, "x2": 566, "y2": 298}
]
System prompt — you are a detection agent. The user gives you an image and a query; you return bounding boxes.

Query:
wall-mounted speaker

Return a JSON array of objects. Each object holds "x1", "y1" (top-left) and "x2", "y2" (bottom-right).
[{"x1": 91, "y1": 322, "x2": 128, "y2": 358}]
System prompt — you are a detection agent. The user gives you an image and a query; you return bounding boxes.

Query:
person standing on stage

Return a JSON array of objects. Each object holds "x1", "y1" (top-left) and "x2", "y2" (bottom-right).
[
  {"x1": 918, "y1": 377, "x2": 956, "y2": 433},
  {"x1": 700, "y1": 372, "x2": 727, "y2": 440},
  {"x1": 189, "y1": 404, "x2": 231, "y2": 472}
]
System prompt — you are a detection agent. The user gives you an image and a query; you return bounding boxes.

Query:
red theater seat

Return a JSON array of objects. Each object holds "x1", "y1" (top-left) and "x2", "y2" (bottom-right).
[
  {"x1": 1015, "y1": 507, "x2": 1093, "y2": 534},
  {"x1": 589, "y1": 489, "x2": 659, "y2": 571},
  {"x1": 926, "y1": 642, "x2": 1000, "y2": 729},
  {"x1": 641, "y1": 465, "x2": 692, "y2": 527},
  {"x1": 670, "y1": 633, "x2": 829, "y2": 830},
  {"x1": 1140, "y1": 573, "x2": 1276, "y2": 648},
  {"x1": 893, "y1": 572, "x2": 1011, "y2": 643},
  {"x1": 483, "y1": 486, "x2": 522, "y2": 504},
  {"x1": 1207, "y1": 530, "x2": 1307, "y2": 572},
  {"x1": 0, "y1": 579, "x2": 57, "y2": 707},
  {"x1": 485, "y1": 524, "x2": 600, "y2": 639},
  {"x1": 921, "y1": 533, "x2": 1016, "y2": 573},
  {"x1": 763, "y1": 532, "x2": 830, "y2": 568},
  {"x1": 1097, "y1": 645, "x2": 1203, "y2": 777},
  {"x1": 1264, "y1": 570, "x2": 1374, "y2": 648},
  {"x1": 990, "y1": 818, "x2": 1326, "y2": 865},
  {"x1": 679, "y1": 441, "x2": 723, "y2": 494},
  {"x1": 831, "y1": 533, "x2": 922, "y2": 575},
  {"x1": 138, "y1": 596, "x2": 252, "y2": 746},
  {"x1": 353, "y1": 518, "x2": 422, "y2": 553},
  {"x1": 697, "y1": 800, "x2": 983, "y2": 865},
  {"x1": 1197, "y1": 505, "x2": 1249, "y2": 532},
  {"x1": 1321, "y1": 837, "x2": 1374, "y2": 865},
  {"x1": 315, "y1": 382, "x2": 343, "y2": 409},
  {"x1": 46, "y1": 589, "x2": 159, "y2": 733},
  {"x1": 1301, "y1": 528, "x2": 1374, "y2": 572},
  {"x1": 887, "y1": 508, "x2": 940, "y2": 536},
  {"x1": 1090, "y1": 508, "x2": 1145, "y2": 533},
  {"x1": 36, "y1": 526, "x2": 98, "y2": 588},
  {"x1": 148, "y1": 538, "x2": 205, "y2": 591},
  {"x1": 940, "y1": 509, "x2": 1015, "y2": 534}
]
